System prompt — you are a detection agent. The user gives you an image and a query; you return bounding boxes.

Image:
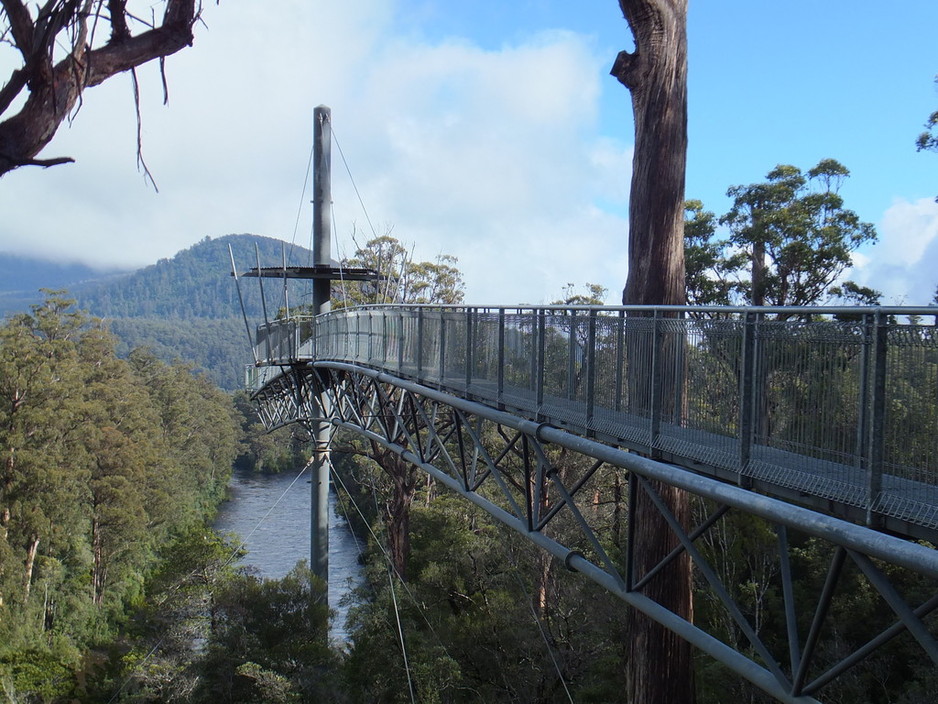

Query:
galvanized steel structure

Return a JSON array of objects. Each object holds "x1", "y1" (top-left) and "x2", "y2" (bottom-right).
[{"x1": 249, "y1": 304, "x2": 938, "y2": 703}]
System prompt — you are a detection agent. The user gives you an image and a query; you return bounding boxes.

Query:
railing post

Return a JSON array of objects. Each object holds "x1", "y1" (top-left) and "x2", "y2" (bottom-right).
[
  {"x1": 416, "y1": 307, "x2": 424, "y2": 378},
  {"x1": 673, "y1": 312, "x2": 686, "y2": 422},
  {"x1": 586, "y1": 309, "x2": 597, "y2": 434},
  {"x1": 855, "y1": 313, "x2": 873, "y2": 485},
  {"x1": 365, "y1": 310, "x2": 374, "y2": 364},
  {"x1": 398, "y1": 310, "x2": 405, "y2": 373},
  {"x1": 381, "y1": 311, "x2": 388, "y2": 366},
  {"x1": 497, "y1": 308, "x2": 506, "y2": 407},
  {"x1": 439, "y1": 310, "x2": 447, "y2": 383},
  {"x1": 295, "y1": 318, "x2": 301, "y2": 360},
  {"x1": 529, "y1": 310, "x2": 538, "y2": 396},
  {"x1": 567, "y1": 310, "x2": 577, "y2": 400},
  {"x1": 867, "y1": 310, "x2": 888, "y2": 527},
  {"x1": 466, "y1": 307, "x2": 474, "y2": 393},
  {"x1": 536, "y1": 308, "x2": 546, "y2": 416},
  {"x1": 739, "y1": 311, "x2": 757, "y2": 487},
  {"x1": 650, "y1": 309, "x2": 662, "y2": 457},
  {"x1": 353, "y1": 310, "x2": 361, "y2": 362},
  {"x1": 615, "y1": 309, "x2": 625, "y2": 413},
  {"x1": 381, "y1": 310, "x2": 387, "y2": 365},
  {"x1": 383, "y1": 310, "x2": 390, "y2": 366}
]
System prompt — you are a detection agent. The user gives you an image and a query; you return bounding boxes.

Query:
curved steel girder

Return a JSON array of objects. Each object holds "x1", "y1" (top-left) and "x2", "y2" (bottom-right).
[{"x1": 253, "y1": 362, "x2": 938, "y2": 704}]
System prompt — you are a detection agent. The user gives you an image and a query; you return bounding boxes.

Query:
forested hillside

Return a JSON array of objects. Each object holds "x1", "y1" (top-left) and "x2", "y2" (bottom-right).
[
  {"x1": 0, "y1": 235, "x2": 314, "y2": 390},
  {"x1": 73, "y1": 234, "x2": 314, "y2": 389},
  {"x1": 74, "y1": 234, "x2": 312, "y2": 320}
]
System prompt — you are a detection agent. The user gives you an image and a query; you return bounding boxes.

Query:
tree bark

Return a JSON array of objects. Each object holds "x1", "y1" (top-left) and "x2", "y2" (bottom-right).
[
  {"x1": 612, "y1": 0, "x2": 688, "y2": 309},
  {"x1": 380, "y1": 446, "x2": 416, "y2": 582},
  {"x1": 611, "y1": 2, "x2": 695, "y2": 703},
  {"x1": 0, "y1": 0, "x2": 198, "y2": 177},
  {"x1": 92, "y1": 515, "x2": 106, "y2": 605}
]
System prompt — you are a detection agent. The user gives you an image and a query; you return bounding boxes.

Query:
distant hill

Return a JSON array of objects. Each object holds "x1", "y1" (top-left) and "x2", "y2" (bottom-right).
[
  {"x1": 0, "y1": 254, "x2": 128, "y2": 316},
  {"x1": 73, "y1": 234, "x2": 315, "y2": 320},
  {"x1": 0, "y1": 235, "x2": 317, "y2": 390},
  {"x1": 75, "y1": 234, "x2": 317, "y2": 389}
]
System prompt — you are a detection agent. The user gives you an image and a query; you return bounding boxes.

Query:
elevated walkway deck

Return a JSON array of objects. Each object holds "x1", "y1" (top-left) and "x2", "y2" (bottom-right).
[{"x1": 248, "y1": 304, "x2": 938, "y2": 542}]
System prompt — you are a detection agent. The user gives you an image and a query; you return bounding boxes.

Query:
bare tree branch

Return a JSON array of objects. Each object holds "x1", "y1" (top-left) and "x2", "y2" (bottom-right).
[
  {"x1": 0, "y1": 152, "x2": 74, "y2": 167},
  {"x1": 0, "y1": 0, "x2": 35, "y2": 60},
  {"x1": 0, "y1": 68, "x2": 27, "y2": 116},
  {"x1": 0, "y1": 0, "x2": 200, "y2": 177},
  {"x1": 107, "y1": 0, "x2": 130, "y2": 42}
]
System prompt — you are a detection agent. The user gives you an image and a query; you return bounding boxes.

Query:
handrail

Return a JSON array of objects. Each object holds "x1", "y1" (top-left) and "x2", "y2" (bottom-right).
[{"x1": 249, "y1": 304, "x2": 938, "y2": 539}]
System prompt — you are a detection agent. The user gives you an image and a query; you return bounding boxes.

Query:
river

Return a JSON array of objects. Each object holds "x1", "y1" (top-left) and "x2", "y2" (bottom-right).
[{"x1": 213, "y1": 467, "x2": 364, "y2": 645}]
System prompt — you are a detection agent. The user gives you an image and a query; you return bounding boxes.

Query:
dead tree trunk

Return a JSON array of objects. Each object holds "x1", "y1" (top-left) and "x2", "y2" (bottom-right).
[
  {"x1": 23, "y1": 533, "x2": 39, "y2": 603},
  {"x1": 611, "y1": 2, "x2": 695, "y2": 703}
]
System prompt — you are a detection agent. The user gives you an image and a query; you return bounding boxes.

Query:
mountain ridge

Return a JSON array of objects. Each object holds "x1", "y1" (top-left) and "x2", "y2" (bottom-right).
[{"x1": 0, "y1": 234, "x2": 314, "y2": 390}]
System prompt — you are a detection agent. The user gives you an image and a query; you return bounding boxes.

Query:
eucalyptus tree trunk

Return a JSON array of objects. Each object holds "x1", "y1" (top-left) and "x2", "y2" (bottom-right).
[
  {"x1": 384, "y1": 455, "x2": 417, "y2": 582},
  {"x1": 611, "y1": 2, "x2": 694, "y2": 703},
  {"x1": 23, "y1": 533, "x2": 39, "y2": 603},
  {"x1": 613, "y1": 0, "x2": 688, "y2": 308}
]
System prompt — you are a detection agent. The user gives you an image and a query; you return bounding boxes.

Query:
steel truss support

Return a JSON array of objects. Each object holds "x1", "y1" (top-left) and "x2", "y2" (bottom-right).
[{"x1": 253, "y1": 362, "x2": 938, "y2": 704}]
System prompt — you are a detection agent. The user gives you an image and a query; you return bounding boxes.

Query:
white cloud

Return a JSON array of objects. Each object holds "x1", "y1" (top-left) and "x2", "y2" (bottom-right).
[
  {"x1": 0, "y1": 0, "x2": 631, "y2": 304},
  {"x1": 849, "y1": 197, "x2": 938, "y2": 305},
  {"x1": 328, "y1": 28, "x2": 629, "y2": 303}
]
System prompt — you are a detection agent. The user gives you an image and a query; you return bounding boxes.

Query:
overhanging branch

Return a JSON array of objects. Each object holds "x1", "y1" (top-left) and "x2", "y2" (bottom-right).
[{"x1": 0, "y1": 0, "x2": 199, "y2": 177}]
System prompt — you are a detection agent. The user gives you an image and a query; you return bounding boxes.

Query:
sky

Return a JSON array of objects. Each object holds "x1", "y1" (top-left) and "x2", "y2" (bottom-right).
[{"x1": 0, "y1": 0, "x2": 936, "y2": 306}]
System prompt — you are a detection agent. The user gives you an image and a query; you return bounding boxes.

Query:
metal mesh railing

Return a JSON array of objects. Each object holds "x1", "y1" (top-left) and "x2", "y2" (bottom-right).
[{"x1": 249, "y1": 304, "x2": 938, "y2": 534}]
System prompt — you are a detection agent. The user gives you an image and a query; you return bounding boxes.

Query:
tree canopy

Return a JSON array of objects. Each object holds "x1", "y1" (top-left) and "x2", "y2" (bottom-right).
[
  {"x1": 0, "y1": 0, "x2": 200, "y2": 177},
  {"x1": 686, "y1": 159, "x2": 878, "y2": 309},
  {"x1": 0, "y1": 292, "x2": 240, "y2": 699},
  {"x1": 332, "y1": 233, "x2": 465, "y2": 308},
  {"x1": 916, "y1": 75, "x2": 938, "y2": 154}
]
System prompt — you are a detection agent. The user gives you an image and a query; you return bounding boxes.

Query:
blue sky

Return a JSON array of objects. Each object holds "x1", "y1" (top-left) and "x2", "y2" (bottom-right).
[{"x1": 0, "y1": 0, "x2": 936, "y2": 305}]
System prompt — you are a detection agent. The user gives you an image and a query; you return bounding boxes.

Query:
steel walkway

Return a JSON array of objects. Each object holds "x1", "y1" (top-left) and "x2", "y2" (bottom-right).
[
  {"x1": 247, "y1": 303, "x2": 938, "y2": 703},
  {"x1": 251, "y1": 304, "x2": 938, "y2": 541}
]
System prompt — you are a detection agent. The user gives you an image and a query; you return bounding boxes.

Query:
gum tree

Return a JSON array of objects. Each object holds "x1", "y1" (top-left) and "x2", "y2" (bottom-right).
[
  {"x1": 611, "y1": 2, "x2": 694, "y2": 703},
  {"x1": 721, "y1": 159, "x2": 877, "y2": 310},
  {"x1": 331, "y1": 234, "x2": 465, "y2": 580}
]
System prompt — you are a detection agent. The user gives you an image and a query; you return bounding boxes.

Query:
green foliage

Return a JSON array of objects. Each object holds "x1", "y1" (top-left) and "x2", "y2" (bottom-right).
[
  {"x1": 107, "y1": 317, "x2": 249, "y2": 391},
  {"x1": 0, "y1": 236, "x2": 309, "y2": 391},
  {"x1": 336, "y1": 454, "x2": 628, "y2": 703},
  {"x1": 687, "y1": 160, "x2": 877, "y2": 308},
  {"x1": 69, "y1": 234, "x2": 315, "y2": 390},
  {"x1": 683, "y1": 200, "x2": 746, "y2": 306},
  {"x1": 916, "y1": 110, "x2": 938, "y2": 153},
  {"x1": 0, "y1": 648, "x2": 74, "y2": 702},
  {"x1": 196, "y1": 562, "x2": 337, "y2": 703},
  {"x1": 332, "y1": 232, "x2": 465, "y2": 308},
  {"x1": 231, "y1": 391, "x2": 309, "y2": 474},
  {"x1": 552, "y1": 283, "x2": 608, "y2": 306},
  {"x1": 916, "y1": 76, "x2": 938, "y2": 154},
  {"x1": 74, "y1": 235, "x2": 310, "y2": 321},
  {"x1": 829, "y1": 279, "x2": 883, "y2": 306},
  {"x1": 0, "y1": 292, "x2": 242, "y2": 702}
]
